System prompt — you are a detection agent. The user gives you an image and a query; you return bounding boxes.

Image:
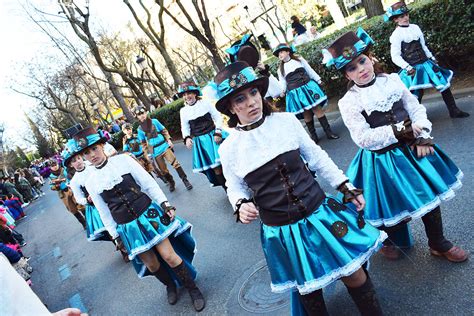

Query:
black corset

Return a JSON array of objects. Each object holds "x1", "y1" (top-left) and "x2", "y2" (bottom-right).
[
  {"x1": 401, "y1": 40, "x2": 428, "y2": 65},
  {"x1": 361, "y1": 99, "x2": 409, "y2": 128},
  {"x1": 244, "y1": 150, "x2": 325, "y2": 226},
  {"x1": 99, "y1": 174, "x2": 151, "y2": 224},
  {"x1": 286, "y1": 68, "x2": 310, "y2": 90},
  {"x1": 189, "y1": 113, "x2": 215, "y2": 136}
]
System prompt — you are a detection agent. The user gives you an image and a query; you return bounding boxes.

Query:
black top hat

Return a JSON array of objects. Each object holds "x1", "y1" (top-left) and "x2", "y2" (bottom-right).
[
  {"x1": 72, "y1": 127, "x2": 107, "y2": 153},
  {"x1": 214, "y1": 61, "x2": 269, "y2": 116},
  {"x1": 384, "y1": 1, "x2": 411, "y2": 21},
  {"x1": 177, "y1": 82, "x2": 202, "y2": 97}
]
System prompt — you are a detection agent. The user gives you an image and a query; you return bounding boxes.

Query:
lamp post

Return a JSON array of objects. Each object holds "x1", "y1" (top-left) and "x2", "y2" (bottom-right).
[{"x1": 136, "y1": 55, "x2": 160, "y2": 104}]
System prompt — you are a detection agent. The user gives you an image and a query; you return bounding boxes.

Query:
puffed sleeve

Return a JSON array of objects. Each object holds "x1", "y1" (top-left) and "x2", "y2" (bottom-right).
[
  {"x1": 339, "y1": 94, "x2": 399, "y2": 150},
  {"x1": 180, "y1": 107, "x2": 191, "y2": 139},
  {"x1": 390, "y1": 30, "x2": 410, "y2": 70},
  {"x1": 124, "y1": 154, "x2": 168, "y2": 204},
  {"x1": 88, "y1": 188, "x2": 119, "y2": 239},
  {"x1": 289, "y1": 115, "x2": 347, "y2": 188},
  {"x1": 300, "y1": 57, "x2": 322, "y2": 83},
  {"x1": 219, "y1": 143, "x2": 252, "y2": 210},
  {"x1": 70, "y1": 176, "x2": 87, "y2": 205}
]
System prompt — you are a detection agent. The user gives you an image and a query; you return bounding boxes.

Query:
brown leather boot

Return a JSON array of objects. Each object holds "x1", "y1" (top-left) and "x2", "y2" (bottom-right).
[
  {"x1": 165, "y1": 173, "x2": 176, "y2": 192},
  {"x1": 176, "y1": 167, "x2": 193, "y2": 190},
  {"x1": 298, "y1": 289, "x2": 328, "y2": 316},
  {"x1": 153, "y1": 267, "x2": 178, "y2": 305},
  {"x1": 380, "y1": 244, "x2": 401, "y2": 260},
  {"x1": 172, "y1": 262, "x2": 205, "y2": 312},
  {"x1": 346, "y1": 273, "x2": 383, "y2": 316}
]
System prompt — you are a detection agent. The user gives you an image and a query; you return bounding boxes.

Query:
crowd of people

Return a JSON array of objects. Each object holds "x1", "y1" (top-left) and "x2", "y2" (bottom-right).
[{"x1": 2, "y1": 2, "x2": 471, "y2": 315}]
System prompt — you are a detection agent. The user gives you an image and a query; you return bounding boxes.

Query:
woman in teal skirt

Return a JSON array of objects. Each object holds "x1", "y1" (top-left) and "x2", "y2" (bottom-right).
[
  {"x1": 72, "y1": 127, "x2": 206, "y2": 312},
  {"x1": 386, "y1": 1, "x2": 469, "y2": 118},
  {"x1": 324, "y1": 28, "x2": 468, "y2": 262},
  {"x1": 179, "y1": 82, "x2": 228, "y2": 188},
  {"x1": 216, "y1": 61, "x2": 387, "y2": 315}
]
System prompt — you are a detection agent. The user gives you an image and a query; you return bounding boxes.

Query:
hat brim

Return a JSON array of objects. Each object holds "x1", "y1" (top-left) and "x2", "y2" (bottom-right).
[
  {"x1": 389, "y1": 8, "x2": 411, "y2": 20},
  {"x1": 273, "y1": 47, "x2": 291, "y2": 57},
  {"x1": 177, "y1": 90, "x2": 201, "y2": 97},
  {"x1": 215, "y1": 77, "x2": 269, "y2": 116}
]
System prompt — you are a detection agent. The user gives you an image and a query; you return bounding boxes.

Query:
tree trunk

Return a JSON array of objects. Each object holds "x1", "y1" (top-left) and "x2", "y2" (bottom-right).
[
  {"x1": 326, "y1": 0, "x2": 347, "y2": 29},
  {"x1": 104, "y1": 72, "x2": 134, "y2": 122},
  {"x1": 362, "y1": 0, "x2": 384, "y2": 18}
]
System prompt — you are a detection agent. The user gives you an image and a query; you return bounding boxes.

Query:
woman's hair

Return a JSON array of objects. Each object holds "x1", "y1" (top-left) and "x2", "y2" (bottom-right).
[
  {"x1": 279, "y1": 52, "x2": 302, "y2": 77},
  {"x1": 226, "y1": 97, "x2": 274, "y2": 128},
  {"x1": 343, "y1": 51, "x2": 387, "y2": 90},
  {"x1": 290, "y1": 16, "x2": 299, "y2": 23}
]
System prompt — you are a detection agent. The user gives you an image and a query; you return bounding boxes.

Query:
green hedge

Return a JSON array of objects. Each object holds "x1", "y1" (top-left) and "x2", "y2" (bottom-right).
[
  {"x1": 112, "y1": 0, "x2": 473, "y2": 145},
  {"x1": 268, "y1": 0, "x2": 474, "y2": 98}
]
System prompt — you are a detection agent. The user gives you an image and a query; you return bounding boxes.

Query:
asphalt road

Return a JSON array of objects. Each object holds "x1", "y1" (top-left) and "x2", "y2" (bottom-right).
[{"x1": 16, "y1": 94, "x2": 473, "y2": 315}]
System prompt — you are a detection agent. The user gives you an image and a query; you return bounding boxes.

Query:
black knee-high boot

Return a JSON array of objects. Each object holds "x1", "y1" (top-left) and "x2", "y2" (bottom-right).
[
  {"x1": 172, "y1": 261, "x2": 205, "y2": 311},
  {"x1": 176, "y1": 167, "x2": 193, "y2": 190},
  {"x1": 346, "y1": 273, "x2": 383, "y2": 316},
  {"x1": 154, "y1": 267, "x2": 178, "y2": 305},
  {"x1": 416, "y1": 89, "x2": 424, "y2": 103},
  {"x1": 298, "y1": 289, "x2": 328, "y2": 316},
  {"x1": 305, "y1": 120, "x2": 319, "y2": 143},
  {"x1": 73, "y1": 212, "x2": 86, "y2": 229},
  {"x1": 421, "y1": 207, "x2": 453, "y2": 253},
  {"x1": 441, "y1": 89, "x2": 469, "y2": 118},
  {"x1": 215, "y1": 173, "x2": 227, "y2": 190},
  {"x1": 318, "y1": 115, "x2": 339, "y2": 139}
]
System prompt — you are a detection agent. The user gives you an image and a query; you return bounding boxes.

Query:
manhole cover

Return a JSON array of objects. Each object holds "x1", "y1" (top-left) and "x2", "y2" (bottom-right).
[{"x1": 238, "y1": 264, "x2": 290, "y2": 313}]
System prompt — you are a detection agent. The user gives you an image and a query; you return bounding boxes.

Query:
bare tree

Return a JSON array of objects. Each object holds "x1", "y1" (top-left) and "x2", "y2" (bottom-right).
[
  {"x1": 259, "y1": 0, "x2": 289, "y2": 42},
  {"x1": 156, "y1": 0, "x2": 226, "y2": 70},
  {"x1": 123, "y1": 0, "x2": 182, "y2": 87}
]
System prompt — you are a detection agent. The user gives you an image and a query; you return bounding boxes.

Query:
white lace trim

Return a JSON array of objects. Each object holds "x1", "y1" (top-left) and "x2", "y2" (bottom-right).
[
  {"x1": 87, "y1": 227, "x2": 108, "y2": 242},
  {"x1": 270, "y1": 231, "x2": 388, "y2": 294},
  {"x1": 367, "y1": 171, "x2": 463, "y2": 227}
]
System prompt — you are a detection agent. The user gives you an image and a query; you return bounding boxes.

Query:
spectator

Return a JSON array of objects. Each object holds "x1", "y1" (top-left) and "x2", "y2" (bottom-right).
[{"x1": 2, "y1": 178, "x2": 26, "y2": 206}]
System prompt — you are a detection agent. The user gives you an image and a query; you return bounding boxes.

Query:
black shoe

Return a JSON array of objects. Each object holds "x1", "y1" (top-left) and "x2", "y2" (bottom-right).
[
  {"x1": 182, "y1": 178, "x2": 193, "y2": 190},
  {"x1": 449, "y1": 108, "x2": 470, "y2": 118}
]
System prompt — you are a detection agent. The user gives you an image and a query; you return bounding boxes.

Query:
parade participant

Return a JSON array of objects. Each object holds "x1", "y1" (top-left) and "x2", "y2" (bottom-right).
[
  {"x1": 385, "y1": 1, "x2": 469, "y2": 118},
  {"x1": 74, "y1": 127, "x2": 205, "y2": 311},
  {"x1": 324, "y1": 28, "x2": 468, "y2": 262},
  {"x1": 226, "y1": 34, "x2": 284, "y2": 109},
  {"x1": 216, "y1": 61, "x2": 387, "y2": 315},
  {"x1": 290, "y1": 16, "x2": 310, "y2": 46},
  {"x1": 135, "y1": 106, "x2": 193, "y2": 192},
  {"x1": 274, "y1": 43, "x2": 339, "y2": 142},
  {"x1": 122, "y1": 123, "x2": 168, "y2": 185},
  {"x1": 49, "y1": 159, "x2": 86, "y2": 229},
  {"x1": 178, "y1": 82, "x2": 228, "y2": 187}
]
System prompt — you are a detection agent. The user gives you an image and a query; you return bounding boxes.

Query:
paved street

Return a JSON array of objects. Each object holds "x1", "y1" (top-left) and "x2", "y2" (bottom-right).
[{"x1": 17, "y1": 95, "x2": 473, "y2": 315}]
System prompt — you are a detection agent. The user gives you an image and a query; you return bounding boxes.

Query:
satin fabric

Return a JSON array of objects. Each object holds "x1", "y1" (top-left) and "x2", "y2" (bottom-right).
[
  {"x1": 346, "y1": 144, "x2": 462, "y2": 228},
  {"x1": 261, "y1": 196, "x2": 386, "y2": 296},
  {"x1": 285, "y1": 80, "x2": 328, "y2": 114},
  {"x1": 398, "y1": 59, "x2": 453, "y2": 94},
  {"x1": 192, "y1": 129, "x2": 229, "y2": 186},
  {"x1": 84, "y1": 204, "x2": 109, "y2": 241}
]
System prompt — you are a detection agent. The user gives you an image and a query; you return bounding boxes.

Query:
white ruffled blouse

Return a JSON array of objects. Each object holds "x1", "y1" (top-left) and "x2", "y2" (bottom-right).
[
  {"x1": 180, "y1": 99, "x2": 223, "y2": 139},
  {"x1": 85, "y1": 154, "x2": 168, "y2": 238},
  {"x1": 390, "y1": 24, "x2": 433, "y2": 70},
  {"x1": 277, "y1": 58, "x2": 322, "y2": 92},
  {"x1": 70, "y1": 165, "x2": 92, "y2": 206},
  {"x1": 338, "y1": 74, "x2": 432, "y2": 151},
  {"x1": 219, "y1": 112, "x2": 348, "y2": 209}
]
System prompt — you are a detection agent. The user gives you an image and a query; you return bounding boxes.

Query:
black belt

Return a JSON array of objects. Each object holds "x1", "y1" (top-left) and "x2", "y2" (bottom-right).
[
  {"x1": 153, "y1": 140, "x2": 167, "y2": 148},
  {"x1": 259, "y1": 197, "x2": 324, "y2": 226},
  {"x1": 371, "y1": 142, "x2": 403, "y2": 154}
]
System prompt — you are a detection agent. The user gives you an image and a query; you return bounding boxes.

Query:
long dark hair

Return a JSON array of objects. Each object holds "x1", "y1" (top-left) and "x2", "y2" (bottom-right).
[
  {"x1": 279, "y1": 52, "x2": 302, "y2": 77},
  {"x1": 344, "y1": 51, "x2": 386, "y2": 90},
  {"x1": 227, "y1": 99, "x2": 274, "y2": 128}
]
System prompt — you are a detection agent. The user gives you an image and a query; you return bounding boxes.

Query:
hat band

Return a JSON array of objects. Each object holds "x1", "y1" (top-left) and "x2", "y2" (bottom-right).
[
  {"x1": 384, "y1": 5, "x2": 409, "y2": 21},
  {"x1": 226, "y1": 33, "x2": 252, "y2": 58},
  {"x1": 217, "y1": 67, "x2": 258, "y2": 98},
  {"x1": 75, "y1": 133, "x2": 102, "y2": 151}
]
